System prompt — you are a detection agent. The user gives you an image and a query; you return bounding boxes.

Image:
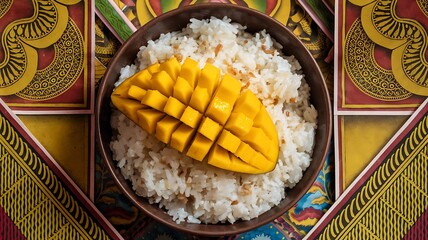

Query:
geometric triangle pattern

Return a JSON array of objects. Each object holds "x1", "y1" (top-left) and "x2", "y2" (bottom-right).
[{"x1": 0, "y1": 101, "x2": 122, "y2": 240}]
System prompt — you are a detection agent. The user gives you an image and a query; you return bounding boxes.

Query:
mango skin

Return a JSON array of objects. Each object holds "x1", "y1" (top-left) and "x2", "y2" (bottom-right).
[{"x1": 111, "y1": 57, "x2": 279, "y2": 174}]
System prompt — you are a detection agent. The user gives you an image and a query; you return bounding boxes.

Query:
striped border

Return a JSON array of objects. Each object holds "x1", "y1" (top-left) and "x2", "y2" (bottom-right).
[
  {"x1": 0, "y1": 99, "x2": 123, "y2": 240},
  {"x1": 306, "y1": 98, "x2": 428, "y2": 239},
  {"x1": 95, "y1": 0, "x2": 135, "y2": 42}
]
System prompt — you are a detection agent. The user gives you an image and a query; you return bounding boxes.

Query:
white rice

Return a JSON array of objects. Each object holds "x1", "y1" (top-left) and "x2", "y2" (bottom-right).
[{"x1": 110, "y1": 17, "x2": 317, "y2": 224}]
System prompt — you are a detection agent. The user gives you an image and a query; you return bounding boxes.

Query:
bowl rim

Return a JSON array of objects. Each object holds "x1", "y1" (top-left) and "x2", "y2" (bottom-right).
[{"x1": 96, "y1": 3, "x2": 332, "y2": 237}]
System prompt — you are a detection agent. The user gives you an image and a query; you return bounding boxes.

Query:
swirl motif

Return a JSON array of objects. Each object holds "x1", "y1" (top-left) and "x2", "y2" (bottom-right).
[
  {"x1": 0, "y1": 0, "x2": 12, "y2": 18},
  {"x1": 15, "y1": 19, "x2": 84, "y2": 100},
  {"x1": 0, "y1": 114, "x2": 111, "y2": 239},
  {"x1": 345, "y1": 18, "x2": 411, "y2": 100},
  {"x1": 0, "y1": 0, "x2": 71, "y2": 95},
  {"x1": 287, "y1": 3, "x2": 333, "y2": 92},
  {"x1": 95, "y1": 17, "x2": 120, "y2": 67},
  {"x1": 315, "y1": 114, "x2": 427, "y2": 239},
  {"x1": 417, "y1": 0, "x2": 428, "y2": 17},
  {"x1": 350, "y1": 0, "x2": 428, "y2": 96}
]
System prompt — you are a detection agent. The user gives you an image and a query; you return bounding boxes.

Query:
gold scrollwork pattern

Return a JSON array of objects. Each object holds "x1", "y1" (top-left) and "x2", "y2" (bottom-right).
[
  {"x1": 315, "y1": 114, "x2": 427, "y2": 239},
  {"x1": 15, "y1": 19, "x2": 84, "y2": 100},
  {"x1": 345, "y1": 18, "x2": 411, "y2": 101},
  {"x1": 0, "y1": 0, "x2": 12, "y2": 18},
  {"x1": 288, "y1": 3, "x2": 331, "y2": 59},
  {"x1": 288, "y1": 3, "x2": 333, "y2": 92},
  {"x1": 95, "y1": 17, "x2": 120, "y2": 67},
  {"x1": 350, "y1": 0, "x2": 428, "y2": 96},
  {"x1": 0, "y1": 114, "x2": 111, "y2": 239},
  {"x1": 0, "y1": 0, "x2": 84, "y2": 97},
  {"x1": 417, "y1": 0, "x2": 428, "y2": 17},
  {"x1": 0, "y1": 0, "x2": 69, "y2": 95}
]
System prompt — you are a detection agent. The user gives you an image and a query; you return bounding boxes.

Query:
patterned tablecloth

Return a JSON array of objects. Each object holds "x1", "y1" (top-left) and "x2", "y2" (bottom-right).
[
  {"x1": 0, "y1": 0, "x2": 334, "y2": 239},
  {"x1": 2, "y1": 0, "x2": 426, "y2": 239}
]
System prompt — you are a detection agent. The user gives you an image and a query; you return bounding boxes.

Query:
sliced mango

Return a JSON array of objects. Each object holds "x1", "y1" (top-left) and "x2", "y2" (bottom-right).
[
  {"x1": 189, "y1": 87, "x2": 210, "y2": 113},
  {"x1": 131, "y1": 69, "x2": 152, "y2": 90},
  {"x1": 156, "y1": 116, "x2": 181, "y2": 144},
  {"x1": 224, "y1": 112, "x2": 253, "y2": 137},
  {"x1": 147, "y1": 62, "x2": 160, "y2": 74},
  {"x1": 205, "y1": 75, "x2": 241, "y2": 125},
  {"x1": 171, "y1": 123, "x2": 196, "y2": 152},
  {"x1": 216, "y1": 130, "x2": 241, "y2": 153},
  {"x1": 198, "y1": 117, "x2": 222, "y2": 141},
  {"x1": 240, "y1": 127, "x2": 272, "y2": 157},
  {"x1": 127, "y1": 85, "x2": 147, "y2": 101},
  {"x1": 164, "y1": 97, "x2": 186, "y2": 119},
  {"x1": 111, "y1": 95, "x2": 145, "y2": 123},
  {"x1": 217, "y1": 74, "x2": 241, "y2": 97},
  {"x1": 180, "y1": 106, "x2": 202, "y2": 128},
  {"x1": 205, "y1": 98, "x2": 230, "y2": 125},
  {"x1": 253, "y1": 106, "x2": 279, "y2": 162},
  {"x1": 141, "y1": 90, "x2": 168, "y2": 111},
  {"x1": 111, "y1": 57, "x2": 279, "y2": 174},
  {"x1": 198, "y1": 62, "x2": 220, "y2": 96},
  {"x1": 235, "y1": 142, "x2": 257, "y2": 165},
  {"x1": 187, "y1": 133, "x2": 213, "y2": 161},
  {"x1": 208, "y1": 145, "x2": 265, "y2": 174},
  {"x1": 136, "y1": 108, "x2": 166, "y2": 134},
  {"x1": 151, "y1": 71, "x2": 175, "y2": 96},
  {"x1": 179, "y1": 57, "x2": 200, "y2": 88},
  {"x1": 112, "y1": 80, "x2": 132, "y2": 98},
  {"x1": 207, "y1": 145, "x2": 231, "y2": 169},
  {"x1": 173, "y1": 77, "x2": 193, "y2": 104},
  {"x1": 229, "y1": 154, "x2": 267, "y2": 174},
  {"x1": 234, "y1": 142, "x2": 274, "y2": 172},
  {"x1": 254, "y1": 106, "x2": 277, "y2": 140},
  {"x1": 159, "y1": 57, "x2": 181, "y2": 80},
  {"x1": 234, "y1": 91, "x2": 261, "y2": 119}
]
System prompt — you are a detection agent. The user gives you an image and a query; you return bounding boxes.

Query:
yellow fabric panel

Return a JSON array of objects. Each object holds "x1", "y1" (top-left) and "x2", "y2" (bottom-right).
[
  {"x1": 342, "y1": 115, "x2": 408, "y2": 190},
  {"x1": 18, "y1": 115, "x2": 89, "y2": 193}
]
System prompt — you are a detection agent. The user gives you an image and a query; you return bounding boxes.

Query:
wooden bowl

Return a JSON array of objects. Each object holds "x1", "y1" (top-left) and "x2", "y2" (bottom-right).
[{"x1": 96, "y1": 3, "x2": 332, "y2": 237}]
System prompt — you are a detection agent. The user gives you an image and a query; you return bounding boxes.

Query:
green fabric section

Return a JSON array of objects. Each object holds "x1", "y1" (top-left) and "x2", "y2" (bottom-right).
[{"x1": 95, "y1": 0, "x2": 134, "y2": 41}]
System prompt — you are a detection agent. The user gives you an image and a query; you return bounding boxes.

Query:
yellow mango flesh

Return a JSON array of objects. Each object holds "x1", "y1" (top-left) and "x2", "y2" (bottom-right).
[
  {"x1": 131, "y1": 69, "x2": 152, "y2": 89},
  {"x1": 156, "y1": 116, "x2": 181, "y2": 144},
  {"x1": 173, "y1": 77, "x2": 193, "y2": 104},
  {"x1": 141, "y1": 90, "x2": 168, "y2": 111},
  {"x1": 147, "y1": 63, "x2": 160, "y2": 74},
  {"x1": 198, "y1": 117, "x2": 222, "y2": 141},
  {"x1": 234, "y1": 91, "x2": 261, "y2": 119},
  {"x1": 111, "y1": 95, "x2": 145, "y2": 123},
  {"x1": 179, "y1": 58, "x2": 200, "y2": 88},
  {"x1": 164, "y1": 97, "x2": 186, "y2": 119},
  {"x1": 187, "y1": 133, "x2": 213, "y2": 161},
  {"x1": 224, "y1": 112, "x2": 253, "y2": 137},
  {"x1": 151, "y1": 71, "x2": 175, "y2": 96},
  {"x1": 189, "y1": 87, "x2": 210, "y2": 113},
  {"x1": 180, "y1": 106, "x2": 202, "y2": 129},
  {"x1": 159, "y1": 57, "x2": 181, "y2": 80},
  {"x1": 111, "y1": 57, "x2": 279, "y2": 174},
  {"x1": 170, "y1": 123, "x2": 195, "y2": 152},
  {"x1": 216, "y1": 129, "x2": 241, "y2": 153},
  {"x1": 198, "y1": 63, "x2": 219, "y2": 97},
  {"x1": 136, "y1": 109, "x2": 165, "y2": 134},
  {"x1": 127, "y1": 85, "x2": 147, "y2": 101}
]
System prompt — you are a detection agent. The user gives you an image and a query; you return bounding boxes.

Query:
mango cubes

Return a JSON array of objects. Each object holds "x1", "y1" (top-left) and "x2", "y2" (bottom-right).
[{"x1": 111, "y1": 57, "x2": 279, "y2": 174}]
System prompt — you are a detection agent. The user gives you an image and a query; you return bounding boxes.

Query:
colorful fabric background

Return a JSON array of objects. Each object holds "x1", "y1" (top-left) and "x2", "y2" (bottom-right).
[{"x1": 93, "y1": 1, "x2": 335, "y2": 239}]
